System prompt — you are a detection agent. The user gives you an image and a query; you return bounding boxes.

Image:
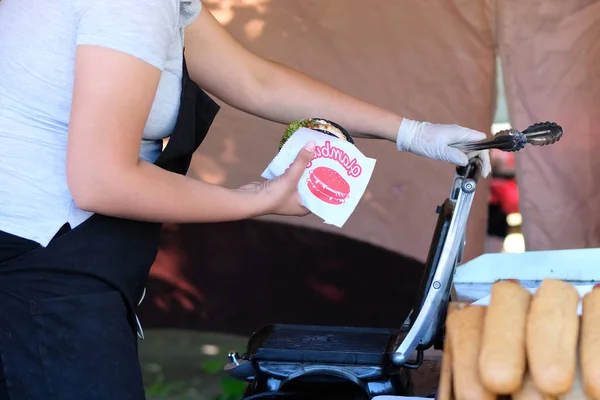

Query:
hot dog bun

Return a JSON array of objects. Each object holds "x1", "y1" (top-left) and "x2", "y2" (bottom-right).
[
  {"x1": 438, "y1": 328, "x2": 454, "y2": 400},
  {"x1": 447, "y1": 305, "x2": 495, "y2": 400},
  {"x1": 559, "y1": 342, "x2": 590, "y2": 400},
  {"x1": 479, "y1": 280, "x2": 531, "y2": 394},
  {"x1": 527, "y1": 279, "x2": 580, "y2": 396},
  {"x1": 580, "y1": 286, "x2": 600, "y2": 399},
  {"x1": 512, "y1": 372, "x2": 555, "y2": 400},
  {"x1": 439, "y1": 304, "x2": 463, "y2": 400}
]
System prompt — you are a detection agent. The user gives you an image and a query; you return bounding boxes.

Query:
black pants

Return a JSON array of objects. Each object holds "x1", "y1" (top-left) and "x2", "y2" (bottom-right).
[
  {"x1": 0, "y1": 231, "x2": 39, "y2": 400},
  {"x1": 0, "y1": 227, "x2": 146, "y2": 400}
]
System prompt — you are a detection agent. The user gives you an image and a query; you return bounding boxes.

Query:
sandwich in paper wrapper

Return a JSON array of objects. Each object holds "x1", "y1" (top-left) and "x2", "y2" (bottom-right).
[{"x1": 262, "y1": 119, "x2": 376, "y2": 228}]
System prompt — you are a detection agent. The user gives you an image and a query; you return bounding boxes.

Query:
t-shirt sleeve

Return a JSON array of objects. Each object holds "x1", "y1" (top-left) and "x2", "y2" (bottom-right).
[{"x1": 73, "y1": 0, "x2": 178, "y2": 71}]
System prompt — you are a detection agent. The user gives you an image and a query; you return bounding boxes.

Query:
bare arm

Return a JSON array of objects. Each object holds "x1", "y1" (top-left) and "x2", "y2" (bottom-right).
[
  {"x1": 67, "y1": 45, "x2": 267, "y2": 223},
  {"x1": 184, "y1": 8, "x2": 403, "y2": 142}
]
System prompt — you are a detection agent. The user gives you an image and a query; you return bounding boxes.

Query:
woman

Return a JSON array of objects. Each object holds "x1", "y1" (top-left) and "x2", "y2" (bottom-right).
[{"x1": 0, "y1": 0, "x2": 490, "y2": 398}]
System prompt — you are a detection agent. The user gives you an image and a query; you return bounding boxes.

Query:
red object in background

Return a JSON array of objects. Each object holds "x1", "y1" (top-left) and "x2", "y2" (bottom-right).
[
  {"x1": 489, "y1": 150, "x2": 520, "y2": 215},
  {"x1": 490, "y1": 179, "x2": 520, "y2": 215}
]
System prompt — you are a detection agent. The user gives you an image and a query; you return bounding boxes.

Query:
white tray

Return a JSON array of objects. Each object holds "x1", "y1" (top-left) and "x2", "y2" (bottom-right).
[{"x1": 453, "y1": 247, "x2": 600, "y2": 304}]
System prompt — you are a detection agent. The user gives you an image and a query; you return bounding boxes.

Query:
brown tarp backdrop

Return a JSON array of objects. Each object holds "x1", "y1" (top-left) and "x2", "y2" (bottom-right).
[
  {"x1": 139, "y1": 0, "x2": 598, "y2": 334},
  {"x1": 498, "y1": 0, "x2": 600, "y2": 250},
  {"x1": 192, "y1": 0, "x2": 495, "y2": 262}
]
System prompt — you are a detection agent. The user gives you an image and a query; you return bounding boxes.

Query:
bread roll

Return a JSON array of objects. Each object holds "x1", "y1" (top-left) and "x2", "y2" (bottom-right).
[
  {"x1": 512, "y1": 372, "x2": 555, "y2": 400},
  {"x1": 479, "y1": 280, "x2": 531, "y2": 393},
  {"x1": 438, "y1": 330, "x2": 453, "y2": 400},
  {"x1": 438, "y1": 302, "x2": 466, "y2": 400},
  {"x1": 447, "y1": 305, "x2": 495, "y2": 400},
  {"x1": 559, "y1": 347, "x2": 590, "y2": 400},
  {"x1": 527, "y1": 279, "x2": 580, "y2": 396},
  {"x1": 580, "y1": 285, "x2": 600, "y2": 399}
]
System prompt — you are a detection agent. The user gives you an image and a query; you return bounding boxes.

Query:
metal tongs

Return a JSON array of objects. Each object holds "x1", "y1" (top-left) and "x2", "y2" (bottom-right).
[{"x1": 451, "y1": 121, "x2": 563, "y2": 153}]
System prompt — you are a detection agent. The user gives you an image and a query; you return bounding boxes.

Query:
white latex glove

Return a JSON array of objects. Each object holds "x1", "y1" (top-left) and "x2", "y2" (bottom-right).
[{"x1": 396, "y1": 118, "x2": 492, "y2": 178}]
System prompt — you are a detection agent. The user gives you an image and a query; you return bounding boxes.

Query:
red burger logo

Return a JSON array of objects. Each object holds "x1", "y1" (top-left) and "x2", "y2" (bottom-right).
[
  {"x1": 307, "y1": 166, "x2": 350, "y2": 205},
  {"x1": 307, "y1": 141, "x2": 363, "y2": 178}
]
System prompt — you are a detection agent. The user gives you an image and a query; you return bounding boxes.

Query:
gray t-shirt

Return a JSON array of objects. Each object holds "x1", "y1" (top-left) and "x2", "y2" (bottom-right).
[{"x1": 0, "y1": 0, "x2": 202, "y2": 246}]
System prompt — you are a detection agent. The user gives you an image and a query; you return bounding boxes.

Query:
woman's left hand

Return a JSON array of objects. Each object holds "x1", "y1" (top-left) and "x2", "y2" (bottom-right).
[{"x1": 236, "y1": 141, "x2": 316, "y2": 217}]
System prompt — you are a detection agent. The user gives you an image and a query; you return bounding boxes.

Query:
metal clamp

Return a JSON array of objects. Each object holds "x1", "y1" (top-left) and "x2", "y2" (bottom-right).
[{"x1": 451, "y1": 121, "x2": 563, "y2": 153}]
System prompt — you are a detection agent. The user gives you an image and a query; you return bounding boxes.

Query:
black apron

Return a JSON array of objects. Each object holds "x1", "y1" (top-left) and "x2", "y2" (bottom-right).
[{"x1": 0, "y1": 56, "x2": 220, "y2": 400}]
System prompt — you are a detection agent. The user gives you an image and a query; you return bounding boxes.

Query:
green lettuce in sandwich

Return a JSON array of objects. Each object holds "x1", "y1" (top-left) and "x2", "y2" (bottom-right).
[{"x1": 279, "y1": 118, "x2": 355, "y2": 149}]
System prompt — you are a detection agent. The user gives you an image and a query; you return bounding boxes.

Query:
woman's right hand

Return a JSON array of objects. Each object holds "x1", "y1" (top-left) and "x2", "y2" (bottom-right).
[
  {"x1": 395, "y1": 118, "x2": 492, "y2": 178},
  {"x1": 237, "y1": 141, "x2": 316, "y2": 217}
]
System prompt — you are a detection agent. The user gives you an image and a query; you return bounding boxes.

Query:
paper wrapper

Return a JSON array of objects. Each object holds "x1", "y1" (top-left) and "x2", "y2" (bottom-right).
[{"x1": 262, "y1": 128, "x2": 376, "y2": 228}]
